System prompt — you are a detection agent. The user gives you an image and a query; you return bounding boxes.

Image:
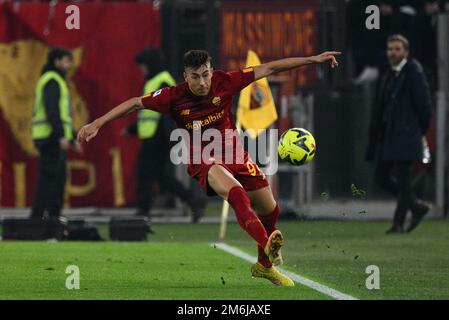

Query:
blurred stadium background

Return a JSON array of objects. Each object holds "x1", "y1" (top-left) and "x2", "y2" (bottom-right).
[
  {"x1": 1, "y1": 0, "x2": 448, "y2": 222},
  {"x1": 0, "y1": 0, "x2": 449, "y2": 300}
]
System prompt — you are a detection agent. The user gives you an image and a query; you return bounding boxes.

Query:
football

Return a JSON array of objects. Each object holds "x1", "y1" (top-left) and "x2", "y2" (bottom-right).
[{"x1": 278, "y1": 128, "x2": 316, "y2": 166}]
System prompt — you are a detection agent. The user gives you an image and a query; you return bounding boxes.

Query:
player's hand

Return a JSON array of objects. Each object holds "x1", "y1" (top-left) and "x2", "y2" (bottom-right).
[
  {"x1": 312, "y1": 51, "x2": 341, "y2": 68},
  {"x1": 77, "y1": 122, "x2": 100, "y2": 143}
]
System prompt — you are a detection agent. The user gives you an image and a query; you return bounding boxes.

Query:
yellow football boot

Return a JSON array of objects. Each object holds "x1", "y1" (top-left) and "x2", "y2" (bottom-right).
[
  {"x1": 264, "y1": 230, "x2": 284, "y2": 266},
  {"x1": 251, "y1": 262, "x2": 295, "y2": 287}
]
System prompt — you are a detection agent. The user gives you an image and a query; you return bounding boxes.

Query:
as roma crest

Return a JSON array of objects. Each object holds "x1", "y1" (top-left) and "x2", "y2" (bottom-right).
[{"x1": 212, "y1": 96, "x2": 221, "y2": 106}]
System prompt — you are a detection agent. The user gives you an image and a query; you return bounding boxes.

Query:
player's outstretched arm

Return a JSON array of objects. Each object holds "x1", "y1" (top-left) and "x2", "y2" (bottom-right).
[
  {"x1": 253, "y1": 51, "x2": 341, "y2": 81},
  {"x1": 77, "y1": 97, "x2": 143, "y2": 143}
]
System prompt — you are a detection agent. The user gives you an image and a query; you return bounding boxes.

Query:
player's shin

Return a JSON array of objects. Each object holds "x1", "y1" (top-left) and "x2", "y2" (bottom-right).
[
  {"x1": 227, "y1": 186, "x2": 268, "y2": 247},
  {"x1": 258, "y1": 202, "x2": 280, "y2": 234},
  {"x1": 257, "y1": 203, "x2": 280, "y2": 268}
]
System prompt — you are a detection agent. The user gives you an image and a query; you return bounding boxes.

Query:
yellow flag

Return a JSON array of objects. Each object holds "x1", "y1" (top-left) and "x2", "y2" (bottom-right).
[{"x1": 237, "y1": 50, "x2": 277, "y2": 138}]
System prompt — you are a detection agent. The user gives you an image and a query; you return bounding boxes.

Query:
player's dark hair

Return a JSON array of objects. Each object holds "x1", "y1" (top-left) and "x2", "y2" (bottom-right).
[
  {"x1": 387, "y1": 34, "x2": 410, "y2": 51},
  {"x1": 183, "y1": 50, "x2": 212, "y2": 70}
]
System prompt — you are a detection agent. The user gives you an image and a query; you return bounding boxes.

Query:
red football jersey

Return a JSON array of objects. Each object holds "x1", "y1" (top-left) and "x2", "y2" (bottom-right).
[{"x1": 141, "y1": 68, "x2": 255, "y2": 177}]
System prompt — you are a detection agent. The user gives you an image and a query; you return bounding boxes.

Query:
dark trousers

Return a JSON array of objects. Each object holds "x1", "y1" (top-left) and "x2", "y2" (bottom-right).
[
  {"x1": 374, "y1": 160, "x2": 419, "y2": 227},
  {"x1": 136, "y1": 138, "x2": 191, "y2": 215},
  {"x1": 31, "y1": 142, "x2": 67, "y2": 219}
]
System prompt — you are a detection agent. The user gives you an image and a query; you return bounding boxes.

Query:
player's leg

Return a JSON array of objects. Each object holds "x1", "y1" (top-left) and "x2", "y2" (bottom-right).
[
  {"x1": 207, "y1": 164, "x2": 268, "y2": 248},
  {"x1": 246, "y1": 186, "x2": 294, "y2": 287},
  {"x1": 247, "y1": 186, "x2": 283, "y2": 266},
  {"x1": 208, "y1": 164, "x2": 293, "y2": 286},
  {"x1": 248, "y1": 186, "x2": 277, "y2": 222},
  {"x1": 236, "y1": 161, "x2": 284, "y2": 266}
]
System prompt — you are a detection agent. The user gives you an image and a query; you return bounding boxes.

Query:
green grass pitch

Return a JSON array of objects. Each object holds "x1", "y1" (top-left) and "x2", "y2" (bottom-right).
[{"x1": 0, "y1": 220, "x2": 448, "y2": 300}]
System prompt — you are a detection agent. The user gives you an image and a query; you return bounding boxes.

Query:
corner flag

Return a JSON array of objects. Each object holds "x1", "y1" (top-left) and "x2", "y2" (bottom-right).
[{"x1": 237, "y1": 50, "x2": 278, "y2": 138}]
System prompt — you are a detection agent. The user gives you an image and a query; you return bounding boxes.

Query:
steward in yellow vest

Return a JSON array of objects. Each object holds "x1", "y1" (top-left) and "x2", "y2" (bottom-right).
[
  {"x1": 137, "y1": 71, "x2": 175, "y2": 138},
  {"x1": 123, "y1": 48, "x2": 205, "y2": 225},
  {"x1": 32, "y1": 69, "x2": 73, "y2": 141},
  {"x1": 30, "y1": 48, "x2": 80, "y2": 221}
]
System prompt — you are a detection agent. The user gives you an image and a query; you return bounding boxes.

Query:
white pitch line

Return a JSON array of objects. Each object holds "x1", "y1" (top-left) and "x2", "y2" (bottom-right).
[{"x1": 212, "y1": 242, "x2": 358, "y2": 301}]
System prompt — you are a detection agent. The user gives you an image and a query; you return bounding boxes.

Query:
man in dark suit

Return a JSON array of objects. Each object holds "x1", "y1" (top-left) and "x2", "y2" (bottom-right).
[{"x1": 366, "y1": 34, "x2": 433, "y2": 234}]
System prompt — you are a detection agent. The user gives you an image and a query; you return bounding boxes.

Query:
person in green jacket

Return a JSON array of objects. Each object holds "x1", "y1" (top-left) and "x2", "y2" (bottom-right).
[
  {"x1": 123, "y1": 48, "x2": 205, "y2": 225},
  {"x1": 31, "y1": 47, "x2": 81, "y2": 219}
]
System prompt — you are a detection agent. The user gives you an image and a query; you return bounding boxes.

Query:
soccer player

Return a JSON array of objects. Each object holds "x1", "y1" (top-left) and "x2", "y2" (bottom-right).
[{"x1": 78, "y1": 50, "x2": 340, "y2": 286}]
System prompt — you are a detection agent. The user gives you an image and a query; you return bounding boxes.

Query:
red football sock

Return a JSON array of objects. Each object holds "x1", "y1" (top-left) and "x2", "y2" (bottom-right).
[
  {"x1": 259, "y1": 203, "x2": 280, "y2": 234},
  {"x1": 227, "y1": 186, "x2": 268, "y2": 248},
  {"x1": 257, "y1": 246, "x2": 272, "y2": 268},
  {"x1": 257, "y1": 203, "x2": 281, "y2": 268}
]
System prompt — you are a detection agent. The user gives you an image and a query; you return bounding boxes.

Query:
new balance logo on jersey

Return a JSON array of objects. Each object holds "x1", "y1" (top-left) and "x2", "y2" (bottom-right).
[{"x1": 180, "y1": 109, "x2": 190, "y2": 116}]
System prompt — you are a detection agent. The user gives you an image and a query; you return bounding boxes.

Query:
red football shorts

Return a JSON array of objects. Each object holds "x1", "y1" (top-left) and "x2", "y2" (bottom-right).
[{"x1": 192, "y1": 161, "x2": 269, "y2": 197}]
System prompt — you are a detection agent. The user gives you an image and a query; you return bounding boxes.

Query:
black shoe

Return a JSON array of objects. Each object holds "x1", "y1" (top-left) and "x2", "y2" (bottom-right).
[
  {"x1": 406, "y1": 202, "x2": 430, "y2": 233},
  {"x1": 386, "y1": 225, "x2": 404, "y2": 234}
]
